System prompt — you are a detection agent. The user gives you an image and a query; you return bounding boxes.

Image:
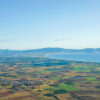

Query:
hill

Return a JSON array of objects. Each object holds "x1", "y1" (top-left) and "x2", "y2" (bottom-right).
[{"x1": 0, "y1": 47, "x2": 100, "y2": 57}]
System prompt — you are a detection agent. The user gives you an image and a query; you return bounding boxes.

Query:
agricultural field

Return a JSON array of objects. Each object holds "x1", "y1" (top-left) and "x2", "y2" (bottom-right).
[{"x1": 0, "y1": 57, "x2": 100, "y2": 100}]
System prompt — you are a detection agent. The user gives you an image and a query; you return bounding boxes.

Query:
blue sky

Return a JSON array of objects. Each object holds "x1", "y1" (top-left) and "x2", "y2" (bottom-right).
[{"x1": 0, "y1": 0, "x2": 100, "y2": 50}]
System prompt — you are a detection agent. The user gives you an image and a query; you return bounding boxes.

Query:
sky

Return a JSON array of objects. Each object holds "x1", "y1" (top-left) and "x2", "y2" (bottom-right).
[{"x1": 0, "y1": 0, "x2": 100, "y2": 50}]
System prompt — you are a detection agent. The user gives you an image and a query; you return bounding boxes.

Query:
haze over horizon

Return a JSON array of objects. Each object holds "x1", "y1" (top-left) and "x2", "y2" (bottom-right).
[{"x1": 0, "y1": 0, "x2": 100, "y2": 50}]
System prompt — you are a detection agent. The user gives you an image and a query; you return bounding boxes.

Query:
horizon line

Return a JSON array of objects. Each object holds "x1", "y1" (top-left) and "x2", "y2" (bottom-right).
[{"x1": 0, "y1": 47, "x2": 100, "y2": 51}]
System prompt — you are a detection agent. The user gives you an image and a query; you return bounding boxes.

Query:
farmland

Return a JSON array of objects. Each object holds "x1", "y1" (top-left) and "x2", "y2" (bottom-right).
[{"x1": 0, "y1": 57, "x2": 100, "y2": 100}]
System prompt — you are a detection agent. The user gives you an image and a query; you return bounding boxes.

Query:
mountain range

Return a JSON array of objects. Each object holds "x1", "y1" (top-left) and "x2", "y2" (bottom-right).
[{"x1": 0, "y1": 47, "x2": 100, "y2": 57}]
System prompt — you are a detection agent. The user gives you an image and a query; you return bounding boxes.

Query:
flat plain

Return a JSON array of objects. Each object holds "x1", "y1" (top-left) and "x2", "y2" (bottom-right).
[{"x1": 0, "y1": 57, "x2": 100, "y2": 100}]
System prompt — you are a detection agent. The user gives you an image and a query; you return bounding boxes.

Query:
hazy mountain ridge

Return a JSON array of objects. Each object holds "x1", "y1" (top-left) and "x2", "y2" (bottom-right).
[{"x1": 0, "y1": 47, "x2": 100, "y2": 57}]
